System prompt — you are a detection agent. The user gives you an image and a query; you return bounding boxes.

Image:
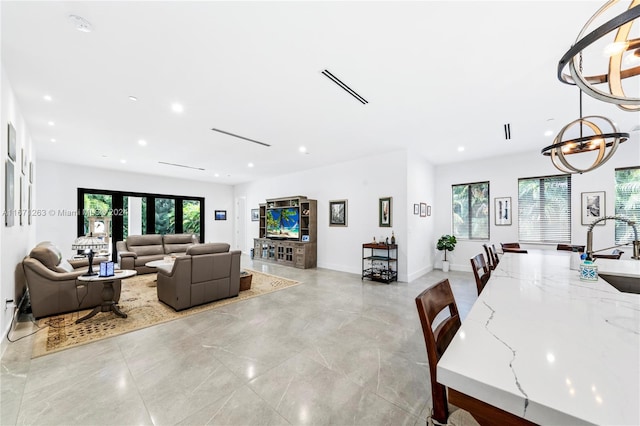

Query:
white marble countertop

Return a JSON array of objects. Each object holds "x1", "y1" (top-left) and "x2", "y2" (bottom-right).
[{"x1": 438, "y1": 251, "x2": 640, "y2": 425}]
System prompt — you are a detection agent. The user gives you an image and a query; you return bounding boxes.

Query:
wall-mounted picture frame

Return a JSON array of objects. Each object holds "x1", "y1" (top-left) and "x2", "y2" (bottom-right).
[
  {"x1": 7, "y1": 123, "x2": 16, "y2": 162},
  {"x1": 581, "y1": 191, "x2": 605, "y2": 225},
  {"x1": 329, "y1": 199, "x2": 347, "y2": 227},
  {"x1": 413, "y1": 204, "x2": 419, "y2": 215},
  {"x1": 215, "y1": 210, "x2": 227, "y2": 220},
  {"x1": 19, "y1": 176, "x2": 23, "y2": 226},
  {"x1": 29, "y1": 161, "x2": 33, "y2": 183},
  {"x1": 427, "y1": 205, "x2": 432, "y2": 216},
  {"x1": 379, "y1": 197, "x2": 392, "y2": 227},
  {"x1": 21, "y1": 148, "x2": 26, "y2": 175},
  {"x1": 28, "y1": 185, "x2": 32, "y2": 225},
  {"x1": 420, "y1": 202, "x2": 427, "y2": 217},
  {"x1": 251, "y1": 208, "x2": 259, "y2": 221},
  {"x1": 495, "y1": 197, "x2": 512, "y2": 226},
  {"x1": 302, "y1": 235, "x2": 310, "y2": 242},
  {"x1": 5, "y1": 161, "x2": 14, "y2": 227}
]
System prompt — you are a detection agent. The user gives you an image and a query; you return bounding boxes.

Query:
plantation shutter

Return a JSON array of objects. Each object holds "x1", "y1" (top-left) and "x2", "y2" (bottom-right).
[{"x1": 518, "y1": 175, "x2": 571, "y2": 243}]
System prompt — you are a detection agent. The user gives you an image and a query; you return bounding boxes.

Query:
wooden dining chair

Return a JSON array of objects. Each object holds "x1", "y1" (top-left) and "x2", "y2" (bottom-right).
[
  {"x1": 415, "y1": 279, "x2": 477, "y2": 425},
  {"x1": 483, "y1": 244, "x2": 496, "y2": 270},
  {"x1": 593, "y1": 249, "x2": 624, "y2": 259},
  {"x1": 502, "y1": 247, "x2": 528, "y2": 254},
  {"x1": 492, "y1": 243, "x2": 500, "y2": 267},
  {"x1": 501, "y1": 242, "x2": 520, "y2": 250},
  {"x1": 470, "y1": 254, "x2": 491, "y2": 295},
  {"x1": 557, "y1": 244, "x2": 586, "y2": 252}
]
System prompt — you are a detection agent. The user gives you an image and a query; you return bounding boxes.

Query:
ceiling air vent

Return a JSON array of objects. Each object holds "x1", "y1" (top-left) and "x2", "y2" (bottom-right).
[
  {"x1": 158, "y1": 161, "x2": 205, "y2": 171},
  {"x1": 321, "y1": 69, "x2": 368, "y2": 105},
  {"x1": 504, "y1": 123, "x2": 512, "y2": 140},
  {"x1": 210, "y1": 128, "x2": 271, "y2": 147}
]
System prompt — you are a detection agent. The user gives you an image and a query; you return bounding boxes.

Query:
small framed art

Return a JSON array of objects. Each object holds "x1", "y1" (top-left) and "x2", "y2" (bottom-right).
[
  {"x1": 413, "y1": 204, "x2": 419, "y2": 215},
  {"x1": 329, "y1": 199, "x2": 347, "y2": 227},
  {"x1": 420, "y1": 202, "x2": 427, "y2": 217},
  {"x1": 379, "y1": 197, "x2": 392, "y2": 227},
  {"x1": 215, "y1": 210, "x2": 227, "y2": 220},
  {"x1": 495, "y1": 197, "x2": 512, "y2": 226},
  {"x1": 581, "y1": 191, "x2": 605, "y2": 225},
  {"x1": 251, "y1": 208, "x2": 259, "y2": 221}
]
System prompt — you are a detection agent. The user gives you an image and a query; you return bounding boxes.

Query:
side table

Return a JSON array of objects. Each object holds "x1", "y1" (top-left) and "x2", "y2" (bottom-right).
[{"x1": 76, "y1": 269, "x2": 136, "y2": 323}]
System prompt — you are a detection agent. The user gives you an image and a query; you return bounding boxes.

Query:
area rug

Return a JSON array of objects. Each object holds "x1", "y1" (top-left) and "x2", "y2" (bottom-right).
[{"x1": 31, "y1": 269, "x2": 300, "y2": 358}]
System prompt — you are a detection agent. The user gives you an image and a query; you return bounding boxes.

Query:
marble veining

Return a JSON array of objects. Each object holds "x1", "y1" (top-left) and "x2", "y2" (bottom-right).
[{"x1": 438, "y1": 251, "x2": 640, "y2": 426}]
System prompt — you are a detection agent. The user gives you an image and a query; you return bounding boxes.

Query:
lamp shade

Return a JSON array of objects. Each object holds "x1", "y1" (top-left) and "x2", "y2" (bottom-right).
[{"x1": 71, "y1": 236, "x2": 108, "y2": 251}]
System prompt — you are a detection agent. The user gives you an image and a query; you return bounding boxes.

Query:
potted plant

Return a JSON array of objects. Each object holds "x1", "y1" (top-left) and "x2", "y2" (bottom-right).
[{"x1": 437, "y1": 235, "x2": 457, "y2": 272}]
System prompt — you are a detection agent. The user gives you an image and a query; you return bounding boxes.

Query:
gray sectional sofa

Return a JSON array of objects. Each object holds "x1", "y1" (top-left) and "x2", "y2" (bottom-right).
[{"x1": 116, "y1": 234, "x2": 199, "y2": 274}]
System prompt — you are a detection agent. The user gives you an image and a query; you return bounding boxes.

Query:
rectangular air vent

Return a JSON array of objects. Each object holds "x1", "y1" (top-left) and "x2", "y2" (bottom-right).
[
  {"x1": 321, "y1": 69, "x2": 368, "y2": 105},
  {"x1": 504, "y1": 123, "x2": 511, "y2": 140},
  {"x1": 158, "y1": 161, "x2": 205, "y2": 171},
  {"x1": 210, "y1": 128, "x2": 271, "y2": 147}
]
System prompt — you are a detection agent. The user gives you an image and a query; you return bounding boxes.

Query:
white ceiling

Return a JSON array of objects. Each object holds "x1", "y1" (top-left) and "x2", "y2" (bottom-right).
[{"x1": 2, "y1": 1, "x2": 638, "y2": 185}]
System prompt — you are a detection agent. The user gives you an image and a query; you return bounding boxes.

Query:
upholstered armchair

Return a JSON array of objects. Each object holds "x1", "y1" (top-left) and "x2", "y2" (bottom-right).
[
  {"x1": 22, "y1": 242, "x2": 122, "y2": 319},
  {"x1": 157, "y1": 243, "x2": 241, "y2": 311}
]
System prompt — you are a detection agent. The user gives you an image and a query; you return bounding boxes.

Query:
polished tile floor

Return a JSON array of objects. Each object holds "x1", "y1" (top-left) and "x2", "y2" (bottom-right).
[{"x1": 1, "y1": 257, "x2": 478, "y2": 426}]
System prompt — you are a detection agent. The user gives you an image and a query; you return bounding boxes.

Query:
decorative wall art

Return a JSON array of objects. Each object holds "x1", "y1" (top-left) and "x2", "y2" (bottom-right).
[
  {"x1": 29, "y1": 161, "x2": 33, "y2": 183},
  {"x1": 427, "y1": 205, "x2": 432, "y2": 216},
  {"x1": 581, "y1": 191, "x2": 605, "y2": 225},
  {"x1": 495, "y1": 197, "x2": 512, "y2": 226},
  {"x1": 413, "y1": 204, "x2": 419, "y2": 215},
  {"x1": 420, "y1": 202, "x2": 427, "y2": 217},
  {"x1": 379, "y1": 197, "x2": 392, "y2": 227},
  {"x1": 7, "y1": 123, "x2": 16, "y2": 162},
  {"x1": 19, "y1": 176, "x2": 23, "y2": 226},
  {"x1": 251, "y1": 208, "x2": 259, "y2": 221},
  {"x1": 28, "y1": 185, "x2": 32, "y2": 225},
  {"x1": 215, "y1": 210, "x2": 227, "y2": 220},
  {"x1": 5, "y1": 161, "x2": 14, "y2": 227},
  {"x1": 329, "y1": 199, "x2": 347, "y2": 226},
  {"x1": 21, "y1": 148, "x2": 26, "y2": 175}
]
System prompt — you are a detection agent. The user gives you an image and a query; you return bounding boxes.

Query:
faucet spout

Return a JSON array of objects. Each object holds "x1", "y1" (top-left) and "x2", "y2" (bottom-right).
[{"x1": 586, "y1": 216, "x2": 640, "y2": 260}]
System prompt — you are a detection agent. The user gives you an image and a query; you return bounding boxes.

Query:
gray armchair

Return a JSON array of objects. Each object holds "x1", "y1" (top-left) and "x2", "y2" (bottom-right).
[
  {"x1": 157, "y1": 243, "x2": 241, "y2": 311},
  {"x1": 22, "y1": 242, "x2": 121, "y2": 319}
]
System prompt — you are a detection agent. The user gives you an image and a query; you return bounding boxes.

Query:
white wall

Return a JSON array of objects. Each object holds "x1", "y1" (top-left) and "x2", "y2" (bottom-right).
[
  {"x1": 406, "y1": 150, "x2": 436, "y2": 281},
  {"x1": 35, "y1": 161, "x2": 235, "y2": 260},
  {"x1": 234, "y1": 150, "x2": 416, "y2": 281},
  {"x1": 1, "y1": 68, "x2": 36, "y2": 347},
  {"x1": 434, "y1": 136, "x2": 640, "y2": 272}
]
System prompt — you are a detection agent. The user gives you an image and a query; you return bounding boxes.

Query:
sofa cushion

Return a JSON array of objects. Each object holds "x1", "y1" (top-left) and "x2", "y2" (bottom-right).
[
  {"x1": 29, "y1": 244, "x2": 63, "y2": 271},
  {"x1": 187, "y1": 243, "x2": 230, "y2": 256},
  {"x1": 126, "y1": 234, "x2": 164, "y2": 256},
  {"x1": 163, "y1": 234, "x2": 197, "y2": 254}
]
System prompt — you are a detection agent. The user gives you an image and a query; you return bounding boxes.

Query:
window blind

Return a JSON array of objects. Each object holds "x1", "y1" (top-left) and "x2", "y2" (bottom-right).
[
  {"x1": 452, "y1": 181, "x2": 489, "y2": 240},
  {"x1": 615, "y1": 167, "x2": 640, "y2": 244},
  {"x1": 518, "y1": 175, "x2": 571, "y2": 243}
]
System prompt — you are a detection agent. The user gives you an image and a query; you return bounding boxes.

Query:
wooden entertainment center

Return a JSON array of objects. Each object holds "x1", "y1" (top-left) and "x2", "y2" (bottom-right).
[{"x1": 253, "y1": 195, "x2": 317, "y2": 269}]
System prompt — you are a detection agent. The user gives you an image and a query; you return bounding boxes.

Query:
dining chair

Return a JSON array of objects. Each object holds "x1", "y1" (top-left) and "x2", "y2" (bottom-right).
[
  {"x1": 501, "y1": 242, "x2": 520, "y2": 250},
  {"x1": 470, "y1": 254, "x2": 491, "y2": 295},
  {"x1": 502, "y1": 247, "x2": 528, "y2": 254},
  {"x1": 557, "y1": 244, "x2": 586, "y2": 252},
  {"x1": 491, "y1": 243, "x2": 500, "y2": 267},
  {"x1": 593, "y1": 249, "x2": 624, "y2": 259},
  {"x1": 415, "y1": 279, "x2": 478, "y2": 426},
  {"x1": 483, "y1": 244, "x2": 496, "y2": 270}
]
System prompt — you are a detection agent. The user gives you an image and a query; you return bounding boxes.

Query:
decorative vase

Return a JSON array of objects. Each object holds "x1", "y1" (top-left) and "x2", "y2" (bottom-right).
[{"x1": 442, "y1": 260, "x2": 450, "y2": 272}]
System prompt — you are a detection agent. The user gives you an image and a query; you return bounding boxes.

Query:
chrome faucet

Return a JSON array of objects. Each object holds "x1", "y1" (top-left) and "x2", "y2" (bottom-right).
[{"x1": 586, "y1": 215, "x2": 640, "y2": 260}]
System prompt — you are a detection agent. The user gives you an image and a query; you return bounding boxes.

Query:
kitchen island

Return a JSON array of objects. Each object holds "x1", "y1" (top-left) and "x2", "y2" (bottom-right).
[{"x1": 438, "y1": 251, "x2": 640, "y2": 425}]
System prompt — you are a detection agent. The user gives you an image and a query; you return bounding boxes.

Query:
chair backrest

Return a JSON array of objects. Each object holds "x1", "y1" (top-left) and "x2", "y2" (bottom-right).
[
  {"x1": 415, "y1": 279, "x2": 461, "y2": 424},
  {"x1": 470, "y1": 254, "x2": 491, "y2": 295},
  {"x1": 501, "y1": 242, "x2": 520, "y2": 250},
  {"x1": 483, "y1": 244, "x2": 496, "y2": 270},
  {"x1": 502, "y1": 247, "x2": 528, "y2": 254},
  {"x1": 491, "y1": 244, "x2": 500, "y2": 267},
  {"x1": 593, "y1": 249, "x2": 624, "y2": 259},
  {"x1": 557, "y1": 244, "x2": 585, "y2": 252}
]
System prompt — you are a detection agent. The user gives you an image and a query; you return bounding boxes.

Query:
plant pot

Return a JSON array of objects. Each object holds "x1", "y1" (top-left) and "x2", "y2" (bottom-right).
[{"x1": 442, "y1": 260, "x2": 450, "y2": 272}]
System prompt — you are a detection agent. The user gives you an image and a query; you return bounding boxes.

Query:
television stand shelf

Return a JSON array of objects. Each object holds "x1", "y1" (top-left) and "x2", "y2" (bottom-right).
[{"x1": 253, "y1": 238, "x2": 316, "y2": 269}]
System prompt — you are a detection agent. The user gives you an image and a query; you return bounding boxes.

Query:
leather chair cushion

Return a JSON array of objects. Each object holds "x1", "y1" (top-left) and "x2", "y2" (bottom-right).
[
  {"x1": 29, "y1": 244, "x2": 63, "y2": 271},
  {"x1": 164, "y1": 243, "x2": 193, "y2": 254},
  {"x1": 130, "y1": 245, "x2": 164, "y2": 256},
  {"x1": 126, "y1": 234, "x2": 163, "y2": 247},
  {"x1": 187, "y1": 243, "x2": 229, "y2": 255},
  {"x1": 163, "y1": 234, "x2": 195, "y2": 244}
]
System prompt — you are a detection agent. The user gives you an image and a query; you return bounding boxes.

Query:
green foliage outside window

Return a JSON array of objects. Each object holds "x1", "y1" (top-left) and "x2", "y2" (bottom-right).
[
  {"x1": 615, "y1": 167, "x2": 640, "y2": 244},
  {"x1": 452, "y1": 182, "x2": 489, "y2": 239}
]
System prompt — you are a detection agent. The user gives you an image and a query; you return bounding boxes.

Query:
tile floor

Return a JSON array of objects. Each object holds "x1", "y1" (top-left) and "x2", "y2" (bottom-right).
[{"x1": 1, "y1": 257, "x2": 478, "y2": 426}]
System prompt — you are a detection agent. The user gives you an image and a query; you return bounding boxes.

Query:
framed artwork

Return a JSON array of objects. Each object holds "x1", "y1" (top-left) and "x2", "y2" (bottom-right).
[
  {"x1": 7, "y1": 123, "x2": 16, "y2": 162},
  {"x1": 19, "y1": 176, "x2": 23, "y2": 226},
  {"x1": 28, "y1": 185, "x2": 32, "y2": 225},
  {"x1": 215, "y1": 210, "x2": 227, "y2": 220},
  {"x1": 427, "y1": 205, "x2": 432, "y2": 216},
  {"x1": 495, "y1": 197, "x2": 512, "y2": 226},
  {"x1": 329, "y1": 199, "x2": 347, "y2": 226},
  {"x1": 5, "y1": 161, "x2": 14, "y2": 226},
  {"x1": 379, "y1": 197, "x2": 392, "y2": 227},
  {"x1": 581, "y1": 191, "x2": 605, "y2": 225},
  {"x1": 413, "y1": 204, "x2": 419, "y2": 215},
  {"x1": 420, "y1": 202, "x2": 427, "y2": 217},
  {"x1": 302, "y1": 235, "x2": 310, "y2": 242},
  {"x1": 21, "y1": 149, "x2": 26, "y2": 175},
  {"x1": 251, "y1": 208, "x2": 259, "y2": 221},
  {"x1": 29, "y1": 162, "x2": 33, "y2": 183}
]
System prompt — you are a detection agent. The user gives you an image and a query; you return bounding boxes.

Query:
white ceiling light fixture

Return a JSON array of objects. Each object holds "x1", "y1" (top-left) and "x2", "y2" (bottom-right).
[
  {"x1": 457, "y1": 146, "x2": 465, "y2": 152},
  {"x1": 120, "y1": 159, "x2": 127, "y2": 164},
  {"x1": 68, "y1": 14, "x2": 93, "y2": 33},
  {"x1": 171, "y1": 103, "x2": 184, "y2": 113},
  {"x1": 50, "y1": 138, "x2": 56, "y2": 143},
  {"x1": 43, "y1": 95, "x2": 52, "y2": 101},
  {"x1": 248, "y1": 162, "x2": 254, "y2": 168},
  {"x1": 138, "y1": 139, "x2": 147, "y2": 146},
  {"x1": 557, "y1": 1, "x2": 640, "y2": 111},
  {"x1": 299, "y1": 146, "x2": 307, "y2": 153},
  {"x1": 48, "y1": 121, "x2": 55, "y2": 126}
]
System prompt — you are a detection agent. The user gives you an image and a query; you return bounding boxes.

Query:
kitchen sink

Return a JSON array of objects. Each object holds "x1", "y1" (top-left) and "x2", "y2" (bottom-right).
[{"x1": 599, "y1": 274, "x2": 640, "y2": 295}]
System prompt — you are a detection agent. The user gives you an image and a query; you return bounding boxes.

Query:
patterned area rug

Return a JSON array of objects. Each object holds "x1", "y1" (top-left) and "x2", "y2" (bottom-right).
[{"x1": 31, "y1": 269, "x2": 300, "y2": 358}]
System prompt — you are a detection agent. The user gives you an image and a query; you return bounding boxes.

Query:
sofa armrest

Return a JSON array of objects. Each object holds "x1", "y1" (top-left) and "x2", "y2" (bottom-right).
[{"x1": 118, "y1": 250, "x2": 137, "y2": 259}]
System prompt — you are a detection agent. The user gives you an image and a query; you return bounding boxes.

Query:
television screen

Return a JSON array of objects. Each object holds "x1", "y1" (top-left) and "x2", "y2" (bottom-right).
[{"x1": 266, "y1": 207, "x2": 300, "y2": 239}]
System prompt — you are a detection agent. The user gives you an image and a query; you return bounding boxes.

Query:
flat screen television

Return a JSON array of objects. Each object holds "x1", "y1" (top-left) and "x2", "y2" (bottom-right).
[{"x1": 266, "y1": 207, "x2": 300, "y2": 239}]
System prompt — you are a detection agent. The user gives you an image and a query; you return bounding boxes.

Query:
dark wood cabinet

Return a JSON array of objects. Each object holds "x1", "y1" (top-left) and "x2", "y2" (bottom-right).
[{"x1": 362, "y1": 243, "x2": 397, "y2": 283}]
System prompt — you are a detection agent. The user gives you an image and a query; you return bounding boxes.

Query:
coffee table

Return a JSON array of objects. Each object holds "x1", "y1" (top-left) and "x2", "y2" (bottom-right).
[{"x1": 76, "y1": 269, "x2": 136, "y2": 323}]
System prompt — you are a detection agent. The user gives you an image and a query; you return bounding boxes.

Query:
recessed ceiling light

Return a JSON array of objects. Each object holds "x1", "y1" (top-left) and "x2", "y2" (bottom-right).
[
  {"x1": 50, "y1": 138, "x2": 56, "y2": 143},
  {"x1": 43, "y1": 95, "x2": 52, "y2": 102},
  {"x1": 214, "y1": 173, "x2": 220, "y2": 177},
  {"x1": 299, "y1": 146, "x2": 307, "y2": 153},
  {"x1": 128, "y1": 96, "x2": 138, "y2": 101},
  {"x1": 138, "y1": 139, "x2": 147, "y2": 146},
  {"x1": 120, "y1": 159, "x2": 127, "y2": 164},
  {"x1": 544, "y1": 130, "x2": 554, "y2": 137},
  {"x1": 68, "y1": 14, "x2": 93, "y2": 33},
  {"x1": 171, "y1": 103, "x2": 184, "y2": 113},
  {"x1": 248, "y1": 162, "x2": 254, "y2": 168},
  {"x1": 48, "y1": 121, "x2": 55, "y2": 126},
  {"x1": 457, "y1": 146, "x2": 465, "y2": 152}
]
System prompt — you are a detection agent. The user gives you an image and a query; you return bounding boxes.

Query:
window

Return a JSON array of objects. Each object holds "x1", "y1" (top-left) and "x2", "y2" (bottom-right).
[
  {"x1": 615, "y1": 167, "x2": 640, "y2": 245},
  {"x1": 518, "y1": 174, "x2": 571, "y2": 243},
  {"x1": 452, "y1": 181, "x2": 489, "y2": 239}
]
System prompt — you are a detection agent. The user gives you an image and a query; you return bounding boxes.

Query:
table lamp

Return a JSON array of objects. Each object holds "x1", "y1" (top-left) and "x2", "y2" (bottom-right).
[{"x1": 71, "y1": 235, "x2": 109, "y2": 276}]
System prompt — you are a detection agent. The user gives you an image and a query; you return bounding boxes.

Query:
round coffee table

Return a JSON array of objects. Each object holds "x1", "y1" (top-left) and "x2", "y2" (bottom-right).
[
  {"x1": 76, "y1": 269, "x2": 136, "y2": 323},
  {"x1": 145, "y1": 259, "x2": 175, "y2": 273}
]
